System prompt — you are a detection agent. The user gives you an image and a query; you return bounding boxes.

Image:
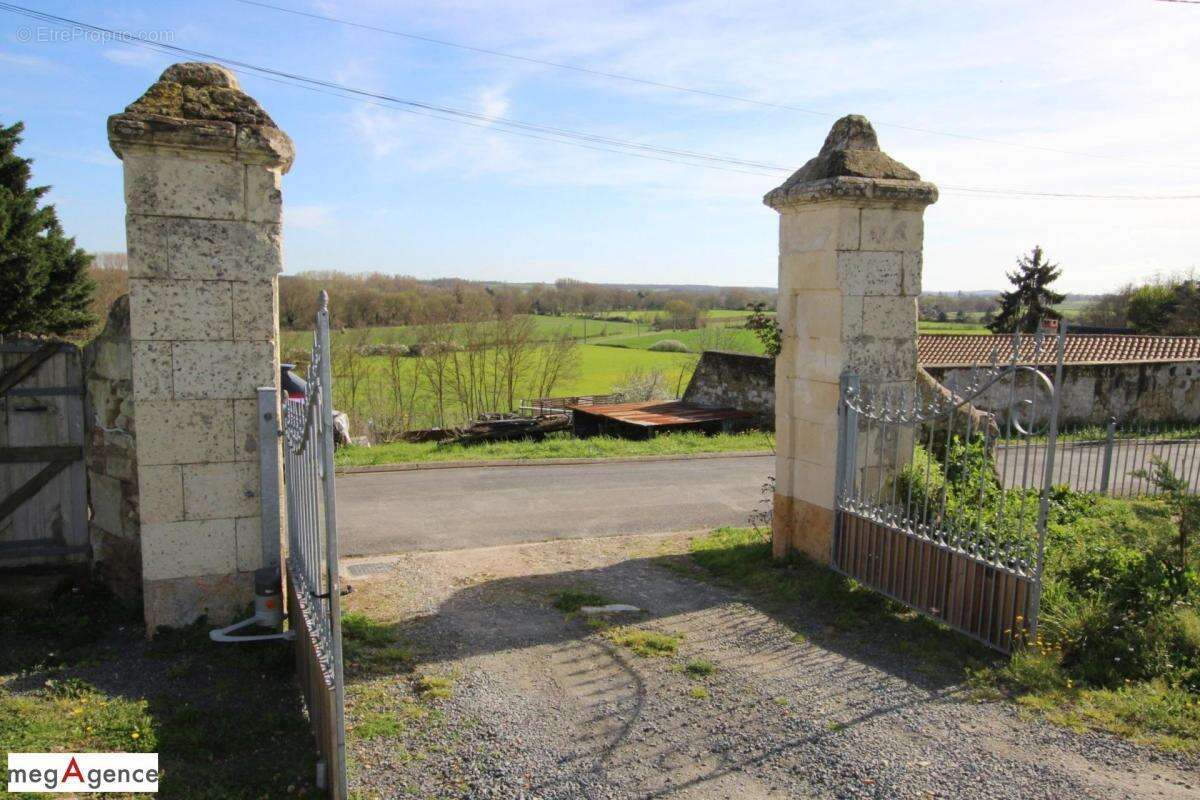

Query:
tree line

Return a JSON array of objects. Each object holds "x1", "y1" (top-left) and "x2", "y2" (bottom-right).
[
  {"x1": 279, "y1": 272, "x2": 775, "y2": 330},
  {"x1": 1077, "y1": 274, "x2": 1200, "y2": 335}
]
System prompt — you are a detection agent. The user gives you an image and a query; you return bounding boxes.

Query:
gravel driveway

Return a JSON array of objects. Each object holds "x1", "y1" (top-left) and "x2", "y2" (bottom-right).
[{"x1": 341, "y1": 532, "x2": 1199, "y2": 800}]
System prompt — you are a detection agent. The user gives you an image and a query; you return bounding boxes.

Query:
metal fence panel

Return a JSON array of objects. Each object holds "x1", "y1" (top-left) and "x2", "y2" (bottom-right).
[
  {"x1": 834, "y1": 328, "x2": 1066, "y2": 652},
  {"x1": 282, "y1": 292, "x2": 347, "y2": 799}
]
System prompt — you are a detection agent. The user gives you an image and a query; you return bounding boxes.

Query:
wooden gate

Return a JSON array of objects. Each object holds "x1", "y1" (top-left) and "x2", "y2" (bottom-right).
[{"x1": 0, "y1": 339, "x2": 88, "y2": 566}]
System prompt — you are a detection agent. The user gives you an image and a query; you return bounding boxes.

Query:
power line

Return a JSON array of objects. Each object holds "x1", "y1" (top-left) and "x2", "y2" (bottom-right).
[
  {"x1": 233, "y1": 0, "x2": 1199, "y2": 171},
  {"x1": 1, "y1": 2, "x2": 1197, "y2": 201}
]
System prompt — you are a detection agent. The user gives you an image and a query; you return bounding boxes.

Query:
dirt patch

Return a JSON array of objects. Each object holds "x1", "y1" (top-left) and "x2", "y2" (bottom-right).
[{"x1": 341, "y1": 532, "x2": 1200, "y2": 799}]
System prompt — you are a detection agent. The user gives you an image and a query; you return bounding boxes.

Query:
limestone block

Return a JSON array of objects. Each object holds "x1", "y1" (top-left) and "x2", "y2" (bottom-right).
[
  {"x1": 131, "y1": 341, "x2": 174, "y2": 402},
  {"x1": 787, "y1": 378, "x2": 842, "y2": 424},
  {"x1": 902, "y1": 252, "x2": 922, "y2": 296},
  {"x1": 172, "y1": 341, "x2": 275, "y2": 400},
  {"x1": 168, "y1": 220, "x2": 282, "y2": 282},
  {"x1": 860, "y1": 207, "x2": 923, "y2": 252},
  {"x1": 143, "y1": 570, "x2": 253, "y2": 631},
  {"x1": 94, "y1": 340, "x2": 133, "y2": 380},
  {"x1": 775, "y1": 456, "x2": 796, "y2": 498},
  {"x1": 790, "y1": 291, "x2": 842, "y2": 340},
  {"x1": 129, "y1": 278, "x2": 232, "y2": 341},
  {"x1": 233, "y1": 397, "x2": 261, "y2": 462},
  {"x1": 136, "y1": 398, "x2": 234, "y2": 465},
  {"x1": 182, "y1": 461, "x2": 259, "y2": 520},
  {"x1": 790, "y1": 457, "x2": 838, "y2": 509},
  {"x1": 139, "y1": 464, "x2": 184, "y2": 524},
  {"x1": 122, "y1": 150, "x2": 245, "y2": 220},
  {"x1": 235, "y1": 516, "x2": 263, "y2": 572},
  {"x1": 779, "y1": 204, "x2": 860, "y2": 254},
  {"x1": 233, "y1": 279, "x2": 279, "y2": 341},
  {"x1": 779, "y1": 250, "x2": 839, "y2": 292},
  {"x1": 837, "y1": 252, "x2": 903, "y2": 296},
  {"x1": 89, "y1": 472, "x2": 125, "y2": 536},
  {"x1": 790, "y1": 418, "x2": 840, "y2": 468},
  {"x1": 861, "y1": 296, "x2": 917, "y2": 339},
  {"x1": 127, "y1": 214, "x2": 170, "y2": 278},
  {"x1": 843, "y1": 338, "x2": 917, "y2": 382},
  {"x1": 141, "y1": 518, "x2": 238, "y2": 581},
  {"x1": 841, "y1": 295, "x2": 865, "y2": 340},
  {"x1": 781, "y1": 337, "x2": 842, "y2": 383},
  {"x1": 783, "y1": 496, "x2": 836, "y2": 563},
  {"x1": 245, "y1": 166, "x2": 284, "y2": 223}
]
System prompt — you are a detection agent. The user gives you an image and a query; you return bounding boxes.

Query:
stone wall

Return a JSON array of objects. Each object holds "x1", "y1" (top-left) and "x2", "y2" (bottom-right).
[
  {"x1": 682, "y1": 351, "x2": 775, "y2": 429},
  {"x1": 928, "y1": 361, "x2": 1200, "y2": 426},
  {"x1": 82, "y1": 295, "x2": 141, "y2": 600}
]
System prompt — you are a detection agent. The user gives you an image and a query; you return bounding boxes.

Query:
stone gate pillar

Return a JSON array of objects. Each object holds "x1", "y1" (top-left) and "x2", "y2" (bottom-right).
[
  {"x1": 108, "y1": 63, "x2": 292, "y2": 630},
  {"x1": 766, "y1": 115, "x2": 936, "y2": 562}
]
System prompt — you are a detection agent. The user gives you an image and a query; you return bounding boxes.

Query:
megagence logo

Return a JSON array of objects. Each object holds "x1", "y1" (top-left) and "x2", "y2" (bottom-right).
[{"x1": 6, "y1": 753, "x2": 159, "y2": 793}]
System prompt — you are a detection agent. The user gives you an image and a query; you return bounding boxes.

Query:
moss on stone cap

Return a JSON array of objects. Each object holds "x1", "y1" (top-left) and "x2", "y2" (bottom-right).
[
  {"x1": 124, "y1": 63, "x2": 276, "y2": 127},
  {"x1": 765, "y1": 115, "x2": 936, "y2": 209},
  {"x1": 109, "y1": 62, "x2": 294, "y2": 170}
]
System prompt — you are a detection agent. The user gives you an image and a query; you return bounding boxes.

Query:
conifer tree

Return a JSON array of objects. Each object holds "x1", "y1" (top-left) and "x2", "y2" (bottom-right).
[
  {"x1": 989, "y1": 245, "x2": 1065, "y2": 334},
  {"x1": 0, "y1": 120, "x2": 94, "y2": 338}
]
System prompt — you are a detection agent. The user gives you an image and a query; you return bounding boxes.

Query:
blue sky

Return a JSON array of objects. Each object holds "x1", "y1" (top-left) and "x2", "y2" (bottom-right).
[{"x1": 1, "y1": 0, "x2": 1197, "y2": 293}]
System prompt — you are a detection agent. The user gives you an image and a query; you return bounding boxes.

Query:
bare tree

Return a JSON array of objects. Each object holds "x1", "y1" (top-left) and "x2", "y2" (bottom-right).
[{"x1": 528, "y1": 332, "x2": 581, "y2": 401}]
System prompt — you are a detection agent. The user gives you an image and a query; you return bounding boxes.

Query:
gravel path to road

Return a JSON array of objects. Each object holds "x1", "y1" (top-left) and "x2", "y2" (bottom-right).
[{"x1": 342, "y1": 532, "x2": 1199, "y2": 800}]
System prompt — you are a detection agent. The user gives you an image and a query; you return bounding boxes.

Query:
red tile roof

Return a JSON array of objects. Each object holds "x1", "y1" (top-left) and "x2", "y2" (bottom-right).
[{"x1": 918, "y1": 334, "x2": 1200, "y2": 368}]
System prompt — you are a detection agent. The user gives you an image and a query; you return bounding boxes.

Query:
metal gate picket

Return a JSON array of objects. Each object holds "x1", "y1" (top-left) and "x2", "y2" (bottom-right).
[
  {"x1": 833, "y1": 326, "x2": 1066, "y2": 652},
  {"x1": 281, "y1": 291, "x2": 348, "y2": 798}
]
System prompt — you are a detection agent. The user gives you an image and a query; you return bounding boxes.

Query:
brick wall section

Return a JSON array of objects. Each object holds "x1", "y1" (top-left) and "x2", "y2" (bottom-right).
[
  {"x1": 83, "y1": 295, "x2": 141, "y2": 600},
  {"x1": 765, "y1": 115, "x2": 937, "y2": 563},
  {"x1": 682, "y1": 351, "x2": 775, "y2": 429},
  {"x1": 108, "y1": 63, "x2": 292, "y2": 631}
]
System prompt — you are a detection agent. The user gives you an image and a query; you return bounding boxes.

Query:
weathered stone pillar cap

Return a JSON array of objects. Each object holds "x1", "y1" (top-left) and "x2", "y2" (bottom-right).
[
  {"x1": 108, "y1": 62, "x2": 294, "y2": 172},
  {"x1": 765, "y1": 115, "x2": 936, "y2": 210}
]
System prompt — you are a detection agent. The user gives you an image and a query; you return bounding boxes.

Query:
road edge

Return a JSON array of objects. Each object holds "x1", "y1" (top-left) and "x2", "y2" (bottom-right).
[{"x1": 336, "y1": 449, "x2": 775, "y2": 475}]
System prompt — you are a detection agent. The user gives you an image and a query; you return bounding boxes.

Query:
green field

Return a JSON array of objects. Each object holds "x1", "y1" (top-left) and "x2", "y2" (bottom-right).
[
  {"x1": 323, "y1": 343, "x2": 699, "y2": 430},
  {"x1": 598, "y1": 327, "x2": 767, "y2": 355},
  {"x1": 917, "y1": 320, "x2": 991, "y2": 335}
]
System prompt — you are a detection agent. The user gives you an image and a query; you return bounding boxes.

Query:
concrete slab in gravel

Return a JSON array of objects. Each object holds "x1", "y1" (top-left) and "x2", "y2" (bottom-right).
[{"x1": 341, "y1": 531, "x2": 1200, "y2": 800}]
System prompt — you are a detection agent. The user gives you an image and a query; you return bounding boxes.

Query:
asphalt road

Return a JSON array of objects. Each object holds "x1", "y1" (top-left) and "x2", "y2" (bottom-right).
[{"x1": 335, "y1": 454, "x2": 773, "y2": 556}]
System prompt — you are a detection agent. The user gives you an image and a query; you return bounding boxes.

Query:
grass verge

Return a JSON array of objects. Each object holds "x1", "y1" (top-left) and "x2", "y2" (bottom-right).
[
  {"x1": 336, "y1": 430, "x2": 773, "y2": 468},
  {"x1": 0, "y1": 586, "x2": 316, "y2": 799}
]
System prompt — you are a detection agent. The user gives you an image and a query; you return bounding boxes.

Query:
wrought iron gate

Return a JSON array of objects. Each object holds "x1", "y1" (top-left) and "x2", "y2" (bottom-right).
[
  {"x1": 282, "y1": 291, "x2": 348, "y2": 798},
  {"x1": 834, "y1": 327, "x2": 1066, "y2": 652}
]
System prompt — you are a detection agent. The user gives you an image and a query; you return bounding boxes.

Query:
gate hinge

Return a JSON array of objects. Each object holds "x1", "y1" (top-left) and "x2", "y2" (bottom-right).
[{"x1": 311, "y1": 584, "x2": 353, "y2": 600}]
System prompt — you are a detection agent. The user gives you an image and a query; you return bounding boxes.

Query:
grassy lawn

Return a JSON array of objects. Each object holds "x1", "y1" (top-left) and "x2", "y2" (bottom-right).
[
  {"x1": 336, "y1": 430, "x2": 774, "y2": 467},
  {"x1": 0, "y1": 587, "x2": 317, "y2": 799},
  {"x1": 685, "y1": 513, "x2": 1200, "y2": 753},
  {"x1": 917, "y1": 320, "x2": 992, "y2": 335},
  {"x1": 597, "y1": 327, "x2": 766, "y2": 355}
]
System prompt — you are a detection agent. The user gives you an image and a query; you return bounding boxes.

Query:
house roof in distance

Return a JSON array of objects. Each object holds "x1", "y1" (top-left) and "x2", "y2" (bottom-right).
[{"x1": 918, "y1": 334, "x2": 1200, "y2": 368}]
